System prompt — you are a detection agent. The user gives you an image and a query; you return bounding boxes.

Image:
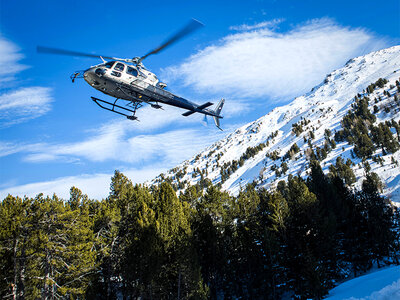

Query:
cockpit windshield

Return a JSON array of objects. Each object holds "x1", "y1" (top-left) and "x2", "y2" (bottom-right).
[{"x1": 104, "y1": 61, "x2": 114, "y2": 69}]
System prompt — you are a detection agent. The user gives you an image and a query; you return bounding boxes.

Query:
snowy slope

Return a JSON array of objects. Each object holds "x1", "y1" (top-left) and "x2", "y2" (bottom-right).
[
  {"x1": 153, "y1": 46, "x2": 400, "y2": 203},
  {"x1": 326, "y1": 265, "x2": 400, "y2": 300}
]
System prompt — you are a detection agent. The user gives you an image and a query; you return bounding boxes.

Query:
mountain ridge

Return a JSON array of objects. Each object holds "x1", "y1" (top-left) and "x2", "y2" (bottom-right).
[{"x1": 152, "y1": 45, "x2": 400, "y2": 202}]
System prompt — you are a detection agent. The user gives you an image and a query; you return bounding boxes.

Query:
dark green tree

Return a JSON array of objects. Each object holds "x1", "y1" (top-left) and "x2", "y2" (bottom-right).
[
  {"x1": 328, "y1": 157, "x2": 356, "y2": 185},
  {"x1": 353, "y1": 133, "x2": 375, "y2": 159},
  {"x1": 0, "y1": 195, "x2": 30, "y2": 299},
  {"x1": 359, "y1": 174, "x2": 395, "y2": 268}
]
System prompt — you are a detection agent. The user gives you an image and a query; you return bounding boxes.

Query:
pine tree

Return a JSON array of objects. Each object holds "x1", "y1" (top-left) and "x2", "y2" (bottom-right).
[
  {"x1": 328, "y1": 157, "x2": 356, "y2": 185},
  {"x1": 307, "y1": 161, "x2": 342, "y2": 282},
  {"x1": 119, "y1": 184, "x2": 162, "y2": 298},
  {"x1": 0, "y1": 195, "x2": 30, "y2": 299},
  {"x1": 353, "y1": 133, "x2": 374, "y2": 159},
  {"x1": 87, "y1": 198, "x2": 120, "y2": 299},
  {"x1": 283, "y1": 175, "x2": 327, "y2": 298},
  {"x1": 192, "y1": 185, "x2": 230, "y2": 298},
  {"x1": 371, "y1": 123, "x2": 400, "y2": 155},
  {"x1": 60, "y1": 188, "x2": 96, "y2": 297},
  {"x1": 109, "y1": 170, "x2": 133, "y2": 214},
  {"x1": 24, "y1": 194, "x2": 95, "y2": 299},
  {"x1": 359, "y1": 174, "x2": 395, "y2": 268},
  {"x1": 391, "y1": 119, "x2": 400, "y2": 140},
  {"x1": 266, "y1": 191, "x2": 289, "y2": 233},
  {"x1": 257, "y1": 189, "x2": 288, "y2": 298},
  {"x1": 153, "y1": 182, "x2": 200, "y2": 298}
]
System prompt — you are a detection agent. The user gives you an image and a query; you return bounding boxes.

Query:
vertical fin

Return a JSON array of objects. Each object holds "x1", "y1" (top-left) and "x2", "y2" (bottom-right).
[{"x1": 212, "y1": 98, "x2": 225, "y2": 131}]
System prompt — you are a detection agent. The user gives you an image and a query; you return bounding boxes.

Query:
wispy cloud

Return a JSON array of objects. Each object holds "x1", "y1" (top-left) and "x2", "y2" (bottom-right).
[
  {"x1": 229, "y1": 19, "x2": 284, "y2": 31},
  {"x1": 0, "y1": 34, "x2": 53, "y2": 126},
  {"x1": 0, "y1": 119, "x2": 240, "y2": 199},
  {"x1": 0, "y1": 141, "x2": 26, "y2": 157},
  {"x1": 219, "y1": 98, "x2": 252, "y2": 117},
  {"x1": 0, "y1": 119, "x2": 237, "y2": 199},
  {"x1": 0, "y1": 35, "x2": 28, "y2": 85},
  {"x1": 0, "y1": 87, "x2": 53, "y2": 127},
  {"x1": 163, "y1": 18, "x2": 387, "y2": 101},
  {"x1": 2, "y1": 118, "x2": 227, "y2": 165}
]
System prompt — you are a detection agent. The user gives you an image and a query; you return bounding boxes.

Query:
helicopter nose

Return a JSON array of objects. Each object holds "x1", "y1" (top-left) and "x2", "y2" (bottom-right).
[
  {"x1": 83, "y1": 69, "x2": 97, "y2": 85},
  {"x1": 83, "y1": 69, "x2": 92, "y2": 80},
  {"x1": 83, "y1": 68, "x2": 92, "y2": 77}
]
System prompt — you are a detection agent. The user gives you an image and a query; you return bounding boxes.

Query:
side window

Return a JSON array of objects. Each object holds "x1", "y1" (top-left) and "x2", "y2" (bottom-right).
[
  {"x1": 126, "y1": 67, "x2": 138, "y2": 77},
  {"x1": 114, "y1": 63, "x2": 125, "y2": 72},
  {"x1": 104, "y1": 61, "x2": 114, "y2": 69}
]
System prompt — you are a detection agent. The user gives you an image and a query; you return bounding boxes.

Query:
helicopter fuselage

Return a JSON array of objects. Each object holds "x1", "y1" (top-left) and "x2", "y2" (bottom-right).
[{"x1": 83, "y1": 60, "x2": 163, "y2": 100}]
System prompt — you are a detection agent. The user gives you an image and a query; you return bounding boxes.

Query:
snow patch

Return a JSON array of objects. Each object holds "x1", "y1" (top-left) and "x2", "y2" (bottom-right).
[{"x1": 326, "y1": 265, "x2": 400, "y2": 300}]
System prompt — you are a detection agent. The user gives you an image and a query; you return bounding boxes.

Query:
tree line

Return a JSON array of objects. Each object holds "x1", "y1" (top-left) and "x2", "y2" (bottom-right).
[{"x1": 1, "y1": 164, "x2": 399, "y2": 299}]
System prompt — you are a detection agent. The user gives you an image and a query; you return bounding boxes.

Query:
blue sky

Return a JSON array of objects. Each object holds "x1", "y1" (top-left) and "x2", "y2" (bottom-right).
[{"x1": 0, "y1": 0, "x2": 399, "y2": 199}]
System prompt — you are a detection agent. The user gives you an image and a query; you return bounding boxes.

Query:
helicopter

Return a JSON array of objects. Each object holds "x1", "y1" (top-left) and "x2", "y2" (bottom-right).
[{"x1": 37, "y1": 19, "x2": 224, "y2": 130}]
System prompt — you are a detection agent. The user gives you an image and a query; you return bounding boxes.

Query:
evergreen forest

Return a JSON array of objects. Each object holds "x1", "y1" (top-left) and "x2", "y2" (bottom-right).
[{"x1": 1, "y1": 163, "x2": 399, "y2": 299}]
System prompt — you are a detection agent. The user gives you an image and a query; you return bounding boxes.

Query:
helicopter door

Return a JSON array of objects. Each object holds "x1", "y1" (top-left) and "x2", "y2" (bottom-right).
[
  {"x1": 111, "y1": 62, "x2": 125, "y2": 77},
  {"x1": 114, "y1": 63, "x2": 125, "y2": 71}
]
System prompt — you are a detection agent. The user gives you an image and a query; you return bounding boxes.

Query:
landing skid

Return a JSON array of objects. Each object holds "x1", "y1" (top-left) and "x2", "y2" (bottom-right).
[{"x1": 91, "y1": 97, "x2": 141, "y2": 121}]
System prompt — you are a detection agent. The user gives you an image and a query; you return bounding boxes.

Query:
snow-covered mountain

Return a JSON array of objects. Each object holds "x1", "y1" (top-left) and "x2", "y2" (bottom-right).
[{"x1": 153, "y1": 46, "x2": 400, "y2": 203}]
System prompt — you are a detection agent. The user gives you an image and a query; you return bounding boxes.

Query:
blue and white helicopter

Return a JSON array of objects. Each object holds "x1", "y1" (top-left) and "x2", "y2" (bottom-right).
[{"x1": 38, "y1": 19, "x2": 224, "y2": 129}]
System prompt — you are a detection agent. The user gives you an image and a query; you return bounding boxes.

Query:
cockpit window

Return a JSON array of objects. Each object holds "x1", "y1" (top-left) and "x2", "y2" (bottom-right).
[
  {"x1": 104, "y1": 61, "x2": 114, "y2": 69},
  {"x1": 114, "y1": 63, "x2": 125, "y2": 72},
  {"x1": 126, "y1": 67, "x2": 138, "y2": 77}
]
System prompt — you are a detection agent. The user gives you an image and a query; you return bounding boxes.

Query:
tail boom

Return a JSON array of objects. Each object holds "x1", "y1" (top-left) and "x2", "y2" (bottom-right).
[{"x1": 181, "y1": 98, "x2": 225, "y2": 130}]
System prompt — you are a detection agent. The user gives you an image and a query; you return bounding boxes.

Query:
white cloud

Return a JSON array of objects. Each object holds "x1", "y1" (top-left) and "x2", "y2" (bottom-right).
[
  {"x1": 221, "y1": 98, "x2": 252, "y2": 117},
  {"x1": 229, "y1": 19, "x2": 284, "y2": 31},
  {"x1": 0, "y1": 87, "x2": 53, "y2": 127},
  {"x1": 0, "y1": 141, "x2": 46, "y2": 158},
  {"x1": 0, "y1": 35, "x2": 28, "y2": 84},
  {"x1": 163, "y1": 18, "x2": 387, "y2": 101},
  {"x1": 0, "y1": 141, "x2": 26, "y2": 157},
  {"x1": 0, "y1": 167, "x2": 164, "y2": 200},
  {"x1": 0, "y1": 34, "x2": 53, "y2": 126},
  {"x1": 0, "y1": 119, "x2": 237, "y2": 199},
  {"x1": 8, "y1": 118, "x2": 227, "y2": 165}
]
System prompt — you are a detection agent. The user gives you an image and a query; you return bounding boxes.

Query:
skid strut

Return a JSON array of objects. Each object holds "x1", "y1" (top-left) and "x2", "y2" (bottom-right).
[{"x1": 91, "y1": 97, "x2": 142, "y2": 121}]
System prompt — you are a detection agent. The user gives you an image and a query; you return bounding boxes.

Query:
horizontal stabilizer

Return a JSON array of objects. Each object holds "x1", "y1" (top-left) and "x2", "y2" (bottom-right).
[
  {"x1": 182, "y1": 110, "x2": 196, "y2": 117},
  {"x1": 197, "y1": 102, "x2": 213, "y2": 110},
  {"x1": 182, "y1": 101, "x2": 214, "y2": 117}
]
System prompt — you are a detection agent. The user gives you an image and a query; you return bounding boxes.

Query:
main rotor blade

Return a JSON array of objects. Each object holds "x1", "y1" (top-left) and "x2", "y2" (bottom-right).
[
  {"x1": 139, "y1": 19, "x2": 203, "y2": 62},
  {"x1": 37, "y1": 46, "x2": 119, "y2": 61}
]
